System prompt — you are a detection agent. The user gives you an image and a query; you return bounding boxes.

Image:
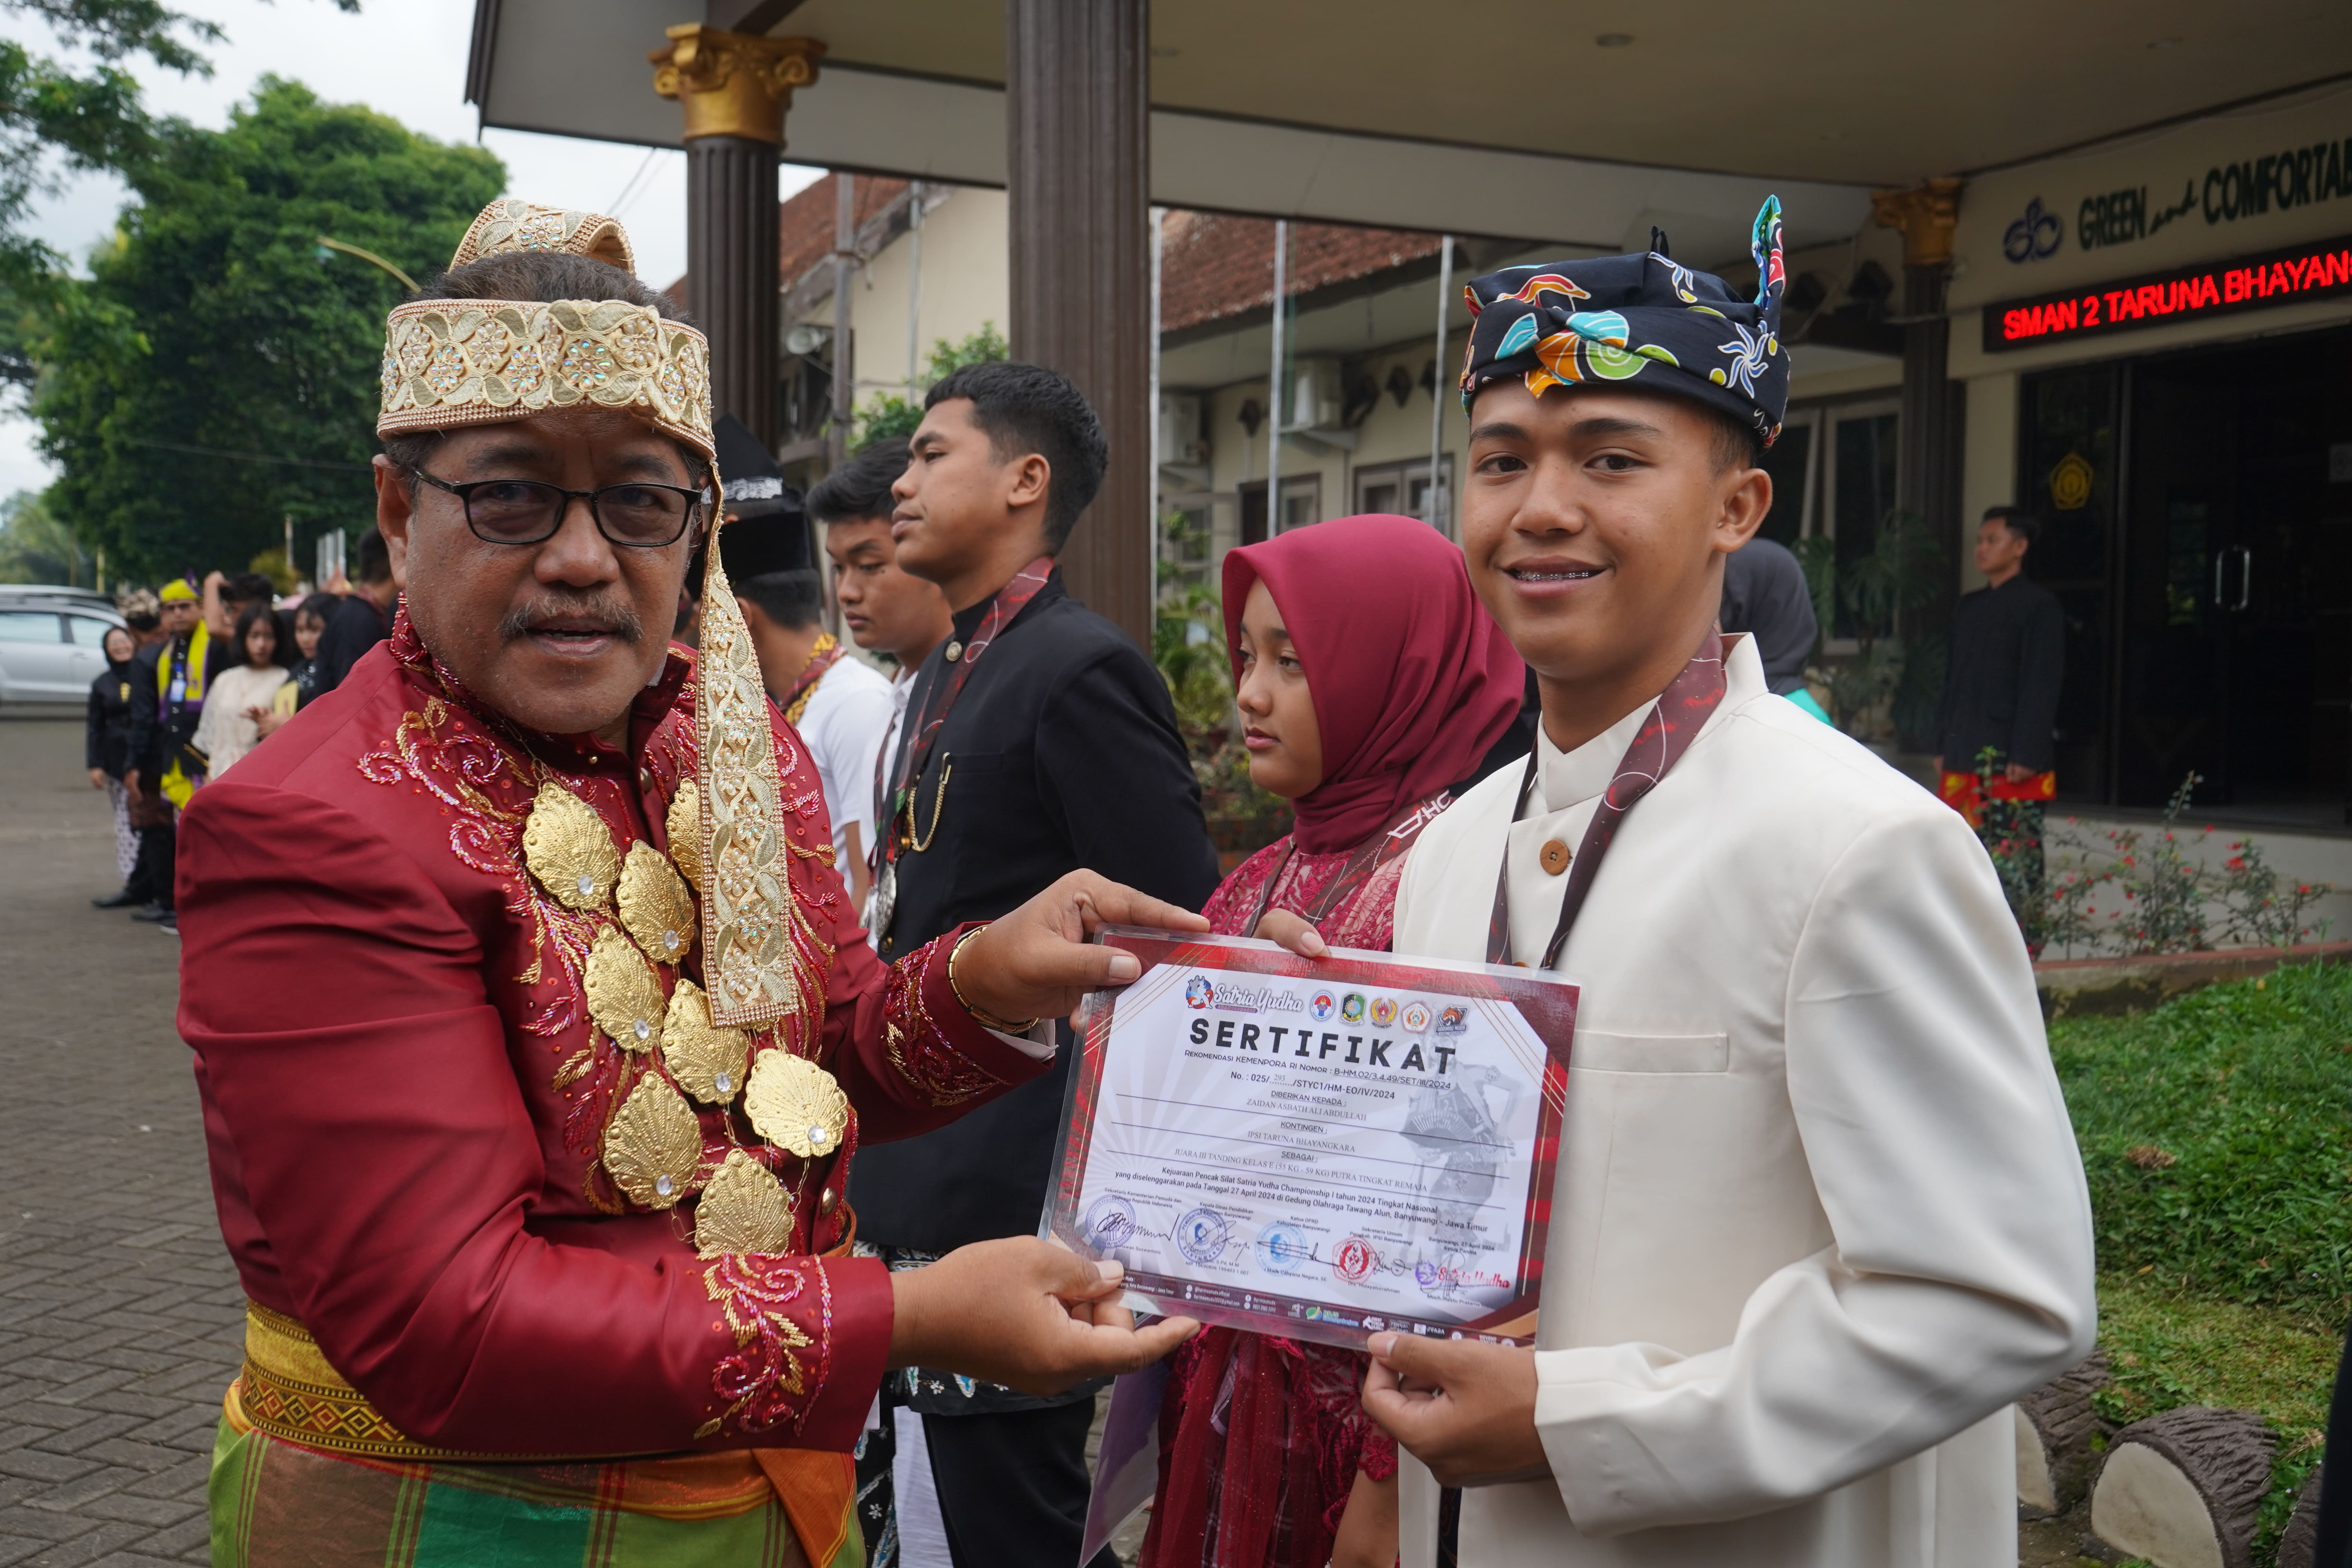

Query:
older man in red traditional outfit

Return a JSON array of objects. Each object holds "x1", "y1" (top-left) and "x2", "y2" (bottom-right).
[{"x1": 176, "y1": 201, "x2": 1196, "y2": 1568}]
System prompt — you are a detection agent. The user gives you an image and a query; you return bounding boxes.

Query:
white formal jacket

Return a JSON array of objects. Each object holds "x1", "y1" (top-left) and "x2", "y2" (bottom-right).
[{"x1": 1390, "y1": 634, "x2": 2096, "y2": 1568}]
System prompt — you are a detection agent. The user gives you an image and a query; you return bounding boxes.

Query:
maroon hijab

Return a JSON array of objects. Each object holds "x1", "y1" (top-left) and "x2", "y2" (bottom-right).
[{"x1": 1222, "y1": 514, "x2": 1523, "y2": 855}]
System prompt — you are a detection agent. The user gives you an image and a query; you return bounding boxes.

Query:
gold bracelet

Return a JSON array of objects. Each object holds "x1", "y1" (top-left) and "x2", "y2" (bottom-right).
[{"x1": 947, "y1": 924, "x2": 1041, "y2": 1034}]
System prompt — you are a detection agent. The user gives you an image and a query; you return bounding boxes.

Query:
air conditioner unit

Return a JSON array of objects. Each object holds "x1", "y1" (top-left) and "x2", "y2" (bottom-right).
[
  {"x1": 1282, "y1": 358, "x2": 1343, "y2": 434},
  {"x1": 1157, "y1": 393, "x2": 1205, "y2": 465}
]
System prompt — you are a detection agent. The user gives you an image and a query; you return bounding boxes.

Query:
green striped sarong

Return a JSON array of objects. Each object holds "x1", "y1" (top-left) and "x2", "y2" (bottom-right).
[{"x1": 210, "y1": 1420, "x2": 860, "y2": 1568}]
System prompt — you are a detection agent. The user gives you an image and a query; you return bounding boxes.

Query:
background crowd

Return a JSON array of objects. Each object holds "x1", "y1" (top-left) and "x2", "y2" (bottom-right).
[{"x1": 82, "y1": 530, "x2": 399, "y2": 934}]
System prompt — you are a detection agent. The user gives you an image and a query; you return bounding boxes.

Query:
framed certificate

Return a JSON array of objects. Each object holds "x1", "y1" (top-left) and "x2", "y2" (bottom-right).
[{"x1": 1046, "y1": 926, "x2": 1577, "y2": 1353}]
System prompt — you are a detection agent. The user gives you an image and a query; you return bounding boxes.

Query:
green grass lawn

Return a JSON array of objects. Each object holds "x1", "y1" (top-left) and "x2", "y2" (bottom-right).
[{"x1": 2049, "y1": 962, "x2": 2352, "y2": 1562}]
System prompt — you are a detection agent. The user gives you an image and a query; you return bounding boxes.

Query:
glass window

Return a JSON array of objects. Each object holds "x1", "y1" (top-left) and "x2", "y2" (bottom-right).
[
  {"x1": 0, "y1": 611, "x2": 61, "y2": 643},
  {"x1": 1352, "y1": 457, "x2": 1452, "y2": 532},
  {"x1": 1831, "y1": 412, "x2": 1900, "y2": 637},
  {"x1": 65, "y1": 616, "x2": 118, "y2": 646},
  {"x1": 1276, "y1": 475, "x2": 1320, "y2": 533}
]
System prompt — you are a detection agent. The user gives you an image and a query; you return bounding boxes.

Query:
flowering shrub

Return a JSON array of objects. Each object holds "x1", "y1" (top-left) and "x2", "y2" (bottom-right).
[{"x1": 1974, "y1": 763, "x2": 2333, "y2": 958}]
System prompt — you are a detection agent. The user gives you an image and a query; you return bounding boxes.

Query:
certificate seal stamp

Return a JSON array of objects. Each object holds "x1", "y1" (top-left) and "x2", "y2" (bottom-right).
[
  {"x1": 1257, "y1": 1221, "x2": 1314, "y2": 1275},
  {"x1": 1174, "y1": 1207, "x2": 1230, "y2": 1265},
  {"x1": 1334, "y1": 1236, "x2": 1377, "y2": 1283},
  {"x1": 1083, "y1": 1195, "x2": 1136, "y2": 1250}
]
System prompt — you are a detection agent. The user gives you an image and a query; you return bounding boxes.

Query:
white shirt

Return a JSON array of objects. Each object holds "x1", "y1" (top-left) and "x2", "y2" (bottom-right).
[
  {"x1": 792, "y1": 653, "x2": 895, "y2": 873},
  {"x1": 1390, "y1": 634, "x2": 2096, "y2": 1568}
]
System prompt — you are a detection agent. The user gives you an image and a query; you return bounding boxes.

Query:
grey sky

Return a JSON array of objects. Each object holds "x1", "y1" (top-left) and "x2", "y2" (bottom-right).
[{"x1": 2, "y1": 0, "x2": 822, "y2": 506}]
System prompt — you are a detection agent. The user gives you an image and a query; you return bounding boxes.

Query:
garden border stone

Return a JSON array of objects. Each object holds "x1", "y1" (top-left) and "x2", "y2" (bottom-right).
[{"x1": 2035, "y1": 942, "x2": 2352, "y2": 1018}]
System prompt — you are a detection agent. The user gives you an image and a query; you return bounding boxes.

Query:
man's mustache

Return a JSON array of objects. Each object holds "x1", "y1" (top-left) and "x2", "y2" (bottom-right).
[{"x1": 498, "y1": 595, "x2": 645, "y2": 644}]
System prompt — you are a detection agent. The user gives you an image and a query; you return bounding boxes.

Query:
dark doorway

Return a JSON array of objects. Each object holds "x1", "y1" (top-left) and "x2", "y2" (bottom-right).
[
  {"x1": 1238, "y1": 480, "x2": 1268, "y2": 546},
  {"x1": 2116, "y1": 327, "x2": 2352, "y2": 821},
  {"x1": 2033, "y1": 326, "x2": 2352, "y2": 820},
  {"x1": 2018, "y1": 366, "x2": 2122, "y2": 800}
]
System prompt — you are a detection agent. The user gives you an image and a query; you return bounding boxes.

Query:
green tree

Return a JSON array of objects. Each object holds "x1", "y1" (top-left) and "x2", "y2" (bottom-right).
[
  {"x1": 0, "y1": 486, "x2": 90, "y2": 583},
  {"x1": 28, "y1": 76, "x2": 503, "y2": 578},
  {"x1": 2, "y1": 2, "x2": 357, "y2": 386},
  {"x1": 853, "y1": 321, "x2": 1008, "y2": 448}
]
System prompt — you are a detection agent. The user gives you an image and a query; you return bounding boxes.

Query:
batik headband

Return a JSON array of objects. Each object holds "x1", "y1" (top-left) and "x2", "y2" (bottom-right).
[
  {"x1": 1459, "y1": 196, "x2": 1790, "y2": 448},
  {"x1": 376, "y1": 201, "x2": 714, "y2": 466},
  {"x1": 374, "y1": 200, "x2": 791, "y2": 1028}
]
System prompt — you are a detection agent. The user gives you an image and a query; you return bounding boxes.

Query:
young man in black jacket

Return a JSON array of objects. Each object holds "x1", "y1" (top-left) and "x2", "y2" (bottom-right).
[
  {"x1": 1934, "y1": 506, "x2": 2065, "y2": 906},
  {"x1": 851, "y1": 361, "x2": 1220, "y2": 1566}
]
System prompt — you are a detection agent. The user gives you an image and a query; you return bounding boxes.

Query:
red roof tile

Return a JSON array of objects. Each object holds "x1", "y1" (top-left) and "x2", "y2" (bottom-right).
[
  {"x1": 670, "y1": 183, "x2": 1440, "y2": 334},
  {"x1": 668, "y1": 172, "x2": 911, "y2": 298},
  {"x1": 1159, "y1": 211, "x2": 1442, "y2": 334}
]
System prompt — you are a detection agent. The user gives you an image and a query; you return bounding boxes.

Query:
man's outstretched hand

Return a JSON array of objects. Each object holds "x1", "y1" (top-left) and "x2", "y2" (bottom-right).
[
  {"x1": 952, "y1": 870, "x2": 1210, "y2": 1024},
  {"x1": 1361, "y1": 1331, "x2": 1552, "y2": 1488},
  {"x1": 888, "y1": 1237, "x2": 1198, "y2": 1395}
]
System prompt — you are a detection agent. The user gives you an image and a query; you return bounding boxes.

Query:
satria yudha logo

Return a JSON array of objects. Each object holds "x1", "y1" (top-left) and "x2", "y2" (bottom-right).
[{"x1": 1185, "y1": 975, "x2": 1214, "y2": 1009}]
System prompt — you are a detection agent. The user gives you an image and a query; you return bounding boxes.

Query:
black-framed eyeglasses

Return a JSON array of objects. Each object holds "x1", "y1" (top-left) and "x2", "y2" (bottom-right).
[{"x1": 411, "y1": 468, "x2": 710, "y2": 549}]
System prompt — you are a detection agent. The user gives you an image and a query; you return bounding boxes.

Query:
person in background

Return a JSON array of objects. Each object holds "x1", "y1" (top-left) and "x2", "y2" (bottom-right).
[
  {"x1": 255, "y1": 591, "x2": 338, "y2": 737},
  {"x1": 1720, "y1": 533, "x2": 1827, "y2": 720},
  {"x1": 729, "y1": 557, "x2": 895, "y2": 910},
  {"x1": 87, "y1": 624, "x2": 145, "y2": 908},
  {"x1": 811, "y1": 436, "x2": 953, "y2": 930},
  {"x1": 316, "y1": 528, "x2": 397, "y2": 691},
  {"x1": 119, "y1": 588, "x2": 164, "y2": 652},
  {"x1": 193, "y1": 600, "x2": 291, "y2": 779},
  {"x1": 853, "y1": 361, "x2": 1220, "y2": 1568},
  {"x1": 1934, "y1": 505, "x2": 2065, "y2": 891},
  {"x1": 202, "y1": 570, "x2": 278, "y2": 655},
  {"x1": 679, "y1": 409, "x2": 809, "y2": 651},
  {"x1": 1133, "y1": 514, "x2": 1522, "y2": 1568},
  {"x1": 123, "y1": 577, "x2": 218, "y2": 931}
]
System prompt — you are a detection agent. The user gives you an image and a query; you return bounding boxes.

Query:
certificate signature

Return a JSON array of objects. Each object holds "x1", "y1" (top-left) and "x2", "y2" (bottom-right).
[{"x1": 1049, "y1": 929, "x2": 1574, "y2": 1351}]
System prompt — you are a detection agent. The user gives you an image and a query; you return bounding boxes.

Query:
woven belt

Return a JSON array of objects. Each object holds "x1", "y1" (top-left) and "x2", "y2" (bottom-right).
[
  {"x1": 231, "y1": 1301, "x2": 449, "y2": 1460},
  {"x1": 227, "y1": 1301, "x2": 604, "y2": 1463}
]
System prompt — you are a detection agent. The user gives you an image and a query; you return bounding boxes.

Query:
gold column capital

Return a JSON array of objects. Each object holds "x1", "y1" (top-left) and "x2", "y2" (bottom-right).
[
  {"x1": 1870, "y1": 177, "x2": 1966, "y2": 270},
  {"x1": 651, "y1": 25, "x2": 824, "y2": 145}
]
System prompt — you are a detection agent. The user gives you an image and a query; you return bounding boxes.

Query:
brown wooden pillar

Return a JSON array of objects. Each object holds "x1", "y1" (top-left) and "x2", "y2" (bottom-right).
[
  {"x1": 1873, "y1": 178, "x2": 1966, "y2": 586},
  {"x1": 1005, "y1": 0, "x2": 1152, "y2": 646},
  {"x1": 652, "y1": 24, "x2": 824, "y2": 452}
]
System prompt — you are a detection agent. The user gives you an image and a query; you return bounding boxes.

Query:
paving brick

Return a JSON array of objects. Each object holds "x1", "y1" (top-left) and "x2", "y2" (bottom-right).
[
  {"x1": 21, "y1": 1523, "x2": 151, "y2": 1568},
  {"x1": 18, "y1": 1466, "x2": 129, "y2": 1512},
  {"x1": 0, "y1": 1450, "x2": 101, "y2": 1484},
  {"x1": 131, "y1": 1517, "x2": 211, "y2": 1559},
  {"x1": 28, "y1": 1412, "x2": 142, "y2": 1455},
  {"x1": 75, "y1": 1492, "x2": 196, "y2": 1528},
  {"x1": 116, "y1": 1455, "x2": 209, "y2": 1502},
  {"x1": 74, "y1": 1439, "x2": 183, "y2": 1474}
]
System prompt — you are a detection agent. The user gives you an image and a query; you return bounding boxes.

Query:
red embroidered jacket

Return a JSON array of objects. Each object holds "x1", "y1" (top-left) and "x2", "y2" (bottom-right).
[{"x1": 176, "y1": 615, "x2": 1046, "y2": 1455}]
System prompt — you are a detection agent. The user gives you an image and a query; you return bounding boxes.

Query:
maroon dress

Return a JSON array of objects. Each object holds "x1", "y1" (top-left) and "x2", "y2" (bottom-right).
[
  {"x1": 1140, "y1": 513, "x2": 1525, "y2": 1568},
  {"x1": 1139, "y1": 829, "x2": 1414, "y2": 1568}
]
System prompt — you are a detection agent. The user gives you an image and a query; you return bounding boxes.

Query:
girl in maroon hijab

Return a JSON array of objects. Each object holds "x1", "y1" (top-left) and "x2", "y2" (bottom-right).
[{"x1": 1140, "y1": 514, "x2": 1522, "y2": 1568}]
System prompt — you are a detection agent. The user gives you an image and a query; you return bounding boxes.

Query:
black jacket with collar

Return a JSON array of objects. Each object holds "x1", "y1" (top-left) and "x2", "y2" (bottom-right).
[
  {"x1": 1935, "y1": 573, "x2": 2065, "y2": 774},
  {"x1": 852, "y1": 567, "x2": 1220, "y2": 1250}
]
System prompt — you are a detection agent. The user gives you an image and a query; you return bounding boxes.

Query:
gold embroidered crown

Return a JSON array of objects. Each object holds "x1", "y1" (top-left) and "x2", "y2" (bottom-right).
[
  {"x1": 375, "y1": 200, "x2": 792, "y2": 1028},
  {"x1": 375, "y1": 202, "x2": 714, "y2": 466}
]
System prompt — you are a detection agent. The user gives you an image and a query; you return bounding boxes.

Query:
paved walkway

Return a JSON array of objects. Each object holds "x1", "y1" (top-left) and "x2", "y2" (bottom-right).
[{"x1": 0, "y1": 716, "x2": 236, "y2": 1568}]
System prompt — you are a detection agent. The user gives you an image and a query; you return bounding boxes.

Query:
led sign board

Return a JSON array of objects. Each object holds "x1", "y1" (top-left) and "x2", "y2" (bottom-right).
[{"x1": 1983, "y1": 232, "x2": 2352, "y2": 353}]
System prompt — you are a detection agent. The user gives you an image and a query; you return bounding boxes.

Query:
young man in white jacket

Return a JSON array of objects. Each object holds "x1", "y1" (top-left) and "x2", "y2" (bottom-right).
[{"x1": 1360, "y1": 201, "x2": 2097, "y2": 1567}]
